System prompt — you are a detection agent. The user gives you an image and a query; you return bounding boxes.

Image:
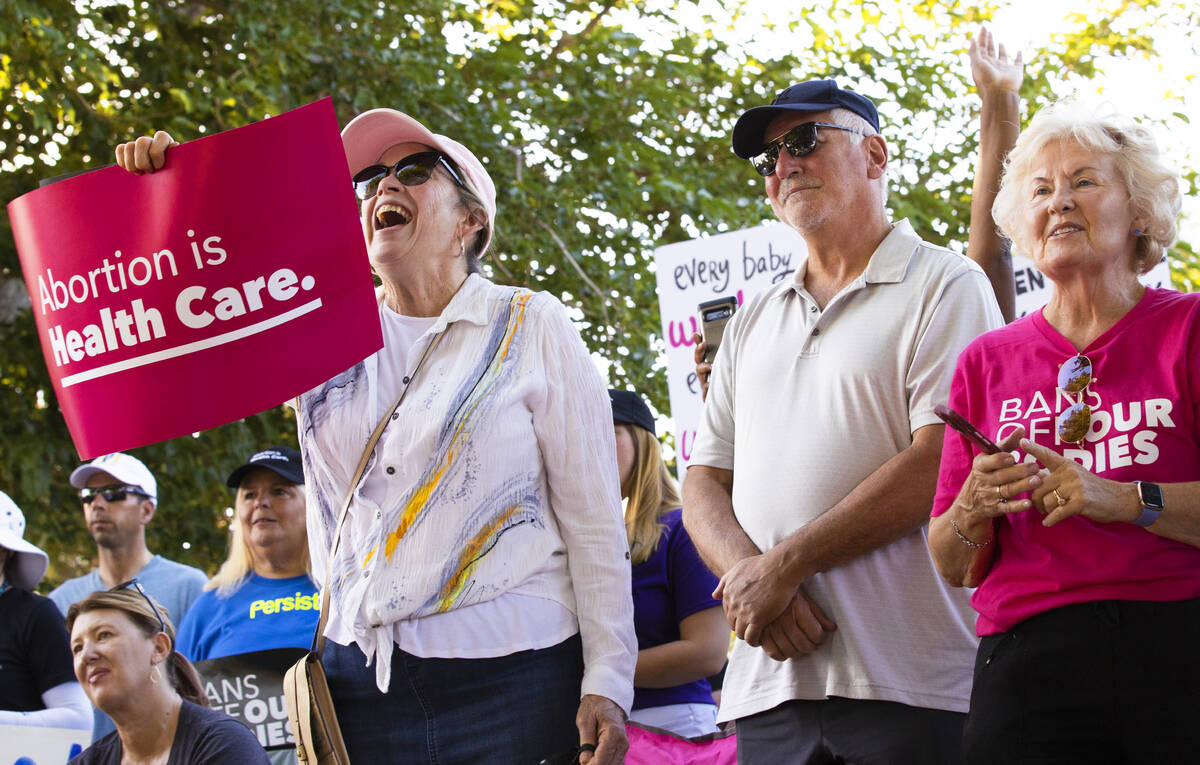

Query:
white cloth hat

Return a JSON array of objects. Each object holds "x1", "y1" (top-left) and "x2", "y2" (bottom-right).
[
  {"x1": 0, "y1": 491, "x2": 50, "y2": 590},
  {"x1": 69, "y1": 452, "x2": 157, "y2": 500}
]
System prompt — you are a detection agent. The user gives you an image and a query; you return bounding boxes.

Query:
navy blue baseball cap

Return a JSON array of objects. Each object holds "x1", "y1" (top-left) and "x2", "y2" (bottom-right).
[
  {"x1": 732, "y1": 80, "x2": 880, "y2": 159},
  {"x1": 226, "y1": 446, "x2": 304, "y2": 488},
  {"x1": 609, "y1": 389, "x2": 656, "y2": 437}
]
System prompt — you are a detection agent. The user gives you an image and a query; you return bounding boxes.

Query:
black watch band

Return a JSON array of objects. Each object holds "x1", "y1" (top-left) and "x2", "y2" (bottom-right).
[{"x1": 1133, "y1": 481, "x2": 1164, "y2": 527}]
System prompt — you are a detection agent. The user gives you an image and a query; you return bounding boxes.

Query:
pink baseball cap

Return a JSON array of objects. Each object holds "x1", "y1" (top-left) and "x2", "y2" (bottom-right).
[{"x1": 341, "y1": 109, "x2": 497, "y2": 255}]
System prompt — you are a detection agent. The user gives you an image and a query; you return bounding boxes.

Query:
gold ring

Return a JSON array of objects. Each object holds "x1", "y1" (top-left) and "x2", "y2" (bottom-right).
[
  {"x1": 1052, "y1": 488, "x2": 1068, "y2": 506},
  {"x1": 995, "y1": 485, "x2": 1004, "y2": 500}
]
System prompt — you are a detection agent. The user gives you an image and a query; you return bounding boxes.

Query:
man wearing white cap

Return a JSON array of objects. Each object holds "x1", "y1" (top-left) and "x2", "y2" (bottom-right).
[
  {"x1": 0, "y1": 490, "x2": 91, "y2": 731},
  {"x1": 48, "y1": 452, "x2": 208, "y2": 741},
  {"x1": 49, "y1": 452, "x2": 207, "y2": 624}
]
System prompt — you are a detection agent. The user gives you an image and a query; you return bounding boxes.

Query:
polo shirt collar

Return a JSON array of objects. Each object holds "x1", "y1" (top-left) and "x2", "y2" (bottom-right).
[
  {"x1": 433, "y1": 273, "x2": 494, "y2": 329},
  {"x1": 779, "y1": 218, "x2": 920, "y2": 299}
]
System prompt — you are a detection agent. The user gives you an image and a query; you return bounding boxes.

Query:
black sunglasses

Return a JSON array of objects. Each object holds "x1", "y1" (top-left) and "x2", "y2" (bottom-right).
[
  {"x1": 79, "y1": 484, "x2": 149, "y2": 505},
  {"x1": 352, "y1": 150, "x2": 467, "y2": 200},
  {"x1": 113, "y1": 578, "x2": 168, "y2": 636},
  {"x1": 750, "y1": 121, "x2": 866, "y2": 177}
]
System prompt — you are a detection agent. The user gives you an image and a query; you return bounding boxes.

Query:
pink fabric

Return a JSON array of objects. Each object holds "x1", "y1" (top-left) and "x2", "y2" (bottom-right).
[
  {"x1": 932, "y1": 288, "x2": 1200, "y2": 635},
  {"x1": 625, "y1": 722, "x2": 737, "y2": 765}
]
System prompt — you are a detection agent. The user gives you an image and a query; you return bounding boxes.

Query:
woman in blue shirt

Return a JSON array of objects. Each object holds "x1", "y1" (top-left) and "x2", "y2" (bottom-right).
[{"x1": 176, "y1": 447, "x2": 317, "y2": 662}]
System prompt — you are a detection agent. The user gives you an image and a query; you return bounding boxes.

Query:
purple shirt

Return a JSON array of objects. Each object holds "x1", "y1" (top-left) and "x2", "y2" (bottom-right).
[{"x1": 631, "y1": 508, "x2": 722, "y2": 710}]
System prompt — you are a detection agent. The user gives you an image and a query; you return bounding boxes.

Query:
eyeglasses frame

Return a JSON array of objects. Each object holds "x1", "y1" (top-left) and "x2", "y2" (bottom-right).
[{"x1": 112, "y1": 578, "x2": 169, "y2": 636}]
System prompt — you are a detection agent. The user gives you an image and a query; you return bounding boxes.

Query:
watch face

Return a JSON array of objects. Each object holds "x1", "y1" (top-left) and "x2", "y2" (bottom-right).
[{"x1": 1139, "y1": 482, "x2": 1165, "y2": 510}]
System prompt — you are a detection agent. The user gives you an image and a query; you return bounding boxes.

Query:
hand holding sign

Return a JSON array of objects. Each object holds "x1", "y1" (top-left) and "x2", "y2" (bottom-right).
[
  {"x1": 115, "y1": 130, "x2": 179, "y2": 173},
  {"x1": 8, "y1": 99, "x2": 382, "y2": 458},
  {"x1": 1020, "y1": 438, "x2": 1141, "y2": 527}
]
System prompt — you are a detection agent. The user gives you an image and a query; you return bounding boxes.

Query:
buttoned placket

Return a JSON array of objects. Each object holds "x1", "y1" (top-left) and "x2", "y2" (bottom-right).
[
  {"x1": 793, "y1": 289, "x2": 825, "y2": 355},
  {"x1": 355, "y1": 320, "x2": 448, "y2": 626}
]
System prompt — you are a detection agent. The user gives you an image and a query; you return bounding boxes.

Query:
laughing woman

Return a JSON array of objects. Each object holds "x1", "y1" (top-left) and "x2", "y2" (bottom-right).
[
  {"x1": 928, "y1": 101, "x2": 1200, "y2": 763},
  {"x1": 116, "y1": 112, "x2": 635, "y2": 764}
]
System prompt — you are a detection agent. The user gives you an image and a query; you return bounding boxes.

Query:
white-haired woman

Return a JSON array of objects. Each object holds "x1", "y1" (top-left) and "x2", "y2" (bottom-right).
[
  {"x1": 116, "y1": 111, "x2": 634, "y2": 764},
  {"x1": 928, "y1": 101, "x2": 1200, "y2": 763},
  {"x1": 176, "y1": 446, "x2": 317, "y2": 661}
]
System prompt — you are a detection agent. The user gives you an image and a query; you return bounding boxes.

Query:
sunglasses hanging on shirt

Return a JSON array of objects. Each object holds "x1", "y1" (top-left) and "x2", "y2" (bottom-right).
[{"x1": 1055, "y1": 354, "x2": 1094, "y2": 444}]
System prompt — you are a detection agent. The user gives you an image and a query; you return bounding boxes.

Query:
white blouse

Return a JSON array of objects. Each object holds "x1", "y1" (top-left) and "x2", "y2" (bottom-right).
[{"x1": 294, "y1": 274, "x2": 635, "y2": 711}]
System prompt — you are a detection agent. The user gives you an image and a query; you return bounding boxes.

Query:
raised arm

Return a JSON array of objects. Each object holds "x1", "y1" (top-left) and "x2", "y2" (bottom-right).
[{"x1": 966, "y1": 27, "x2": 1022, "y2": 322}]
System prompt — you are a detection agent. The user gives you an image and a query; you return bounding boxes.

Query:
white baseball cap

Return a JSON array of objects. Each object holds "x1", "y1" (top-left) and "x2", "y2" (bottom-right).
[
  {"x1": 69, "y1": 452, "x2": 157, "y2": 500},
  {"x1": 0, "y1": 491, "x2": 50, "y2": 590}
]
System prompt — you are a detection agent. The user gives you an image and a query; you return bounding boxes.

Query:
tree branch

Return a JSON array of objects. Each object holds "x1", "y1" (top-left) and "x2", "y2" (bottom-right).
[
  {"x1": 535, "y1": 219, "x2": 611, "y2": 328},
  {"x1": 545, "y1": 0, "x2": 620, "y2": 63}
]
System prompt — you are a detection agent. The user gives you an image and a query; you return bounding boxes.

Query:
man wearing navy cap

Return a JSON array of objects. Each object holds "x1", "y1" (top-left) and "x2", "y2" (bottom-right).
[{"x1": 683, "y1": 81, "x2": 1003, "y2": 762}]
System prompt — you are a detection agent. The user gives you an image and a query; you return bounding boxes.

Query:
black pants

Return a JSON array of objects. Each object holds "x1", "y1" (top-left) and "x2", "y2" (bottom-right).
[
  {"x1": 965, "y1": 598, "x2": 1200, "y2": 764},
  {"x1": 736, "y1": 696, "x2": 966, "y2": 765}
]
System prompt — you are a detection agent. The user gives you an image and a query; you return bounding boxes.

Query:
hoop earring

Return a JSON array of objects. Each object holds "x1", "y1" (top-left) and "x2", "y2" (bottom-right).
[
  {"x1": 460, "y1": 237, "x2": 465, "y2": 258},
  {"x1": 150, "y1": 664, "x2": 162, "y2": 685}
]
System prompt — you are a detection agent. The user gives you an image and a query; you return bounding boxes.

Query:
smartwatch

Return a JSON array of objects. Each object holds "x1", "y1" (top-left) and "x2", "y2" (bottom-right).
[{"x1": 1132, "y1": 481, "x2": 1164, "y2": 527}]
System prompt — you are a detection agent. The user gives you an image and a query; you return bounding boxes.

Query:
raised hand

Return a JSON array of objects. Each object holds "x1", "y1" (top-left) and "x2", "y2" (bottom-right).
[{"x1": 970, "y1": 26, "x2": 1023, "y2": 96}]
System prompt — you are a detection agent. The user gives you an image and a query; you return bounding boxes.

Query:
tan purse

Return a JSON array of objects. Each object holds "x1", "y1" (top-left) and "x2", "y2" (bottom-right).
[
  {"x1": 284, "y1": 648, "x2": 349, "y2": 764},
  {"x1": 285, "y1": 331, "x2": 448, "y2": 764}
]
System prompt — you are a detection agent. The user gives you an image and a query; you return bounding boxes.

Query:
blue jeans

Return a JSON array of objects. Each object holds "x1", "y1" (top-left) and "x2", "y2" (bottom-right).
[{"x1": 322, "y1": 633, "x2": 583, "y2": 764}]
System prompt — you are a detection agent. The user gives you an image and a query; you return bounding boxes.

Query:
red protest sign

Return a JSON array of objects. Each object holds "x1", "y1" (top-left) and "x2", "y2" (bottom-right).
[{"x1": 7, "y1": 98, "x2": 382, "y2": 458}]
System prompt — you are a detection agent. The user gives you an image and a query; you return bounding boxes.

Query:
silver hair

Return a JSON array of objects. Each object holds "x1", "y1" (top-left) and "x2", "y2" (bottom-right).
[{"x1": 992, "y1": 100, "x2": 1181, "y2": 274}]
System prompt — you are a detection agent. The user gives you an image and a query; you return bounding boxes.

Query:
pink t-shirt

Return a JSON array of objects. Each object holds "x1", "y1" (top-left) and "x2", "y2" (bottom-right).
[{"x1": 932, "y1": 288, "x2": 1200, "y2": 635}]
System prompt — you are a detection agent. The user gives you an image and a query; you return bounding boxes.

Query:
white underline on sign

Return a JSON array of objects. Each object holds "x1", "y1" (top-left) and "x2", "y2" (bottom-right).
[{"x1": 60, "y1": 298, "x2": 324, "y2": 388}]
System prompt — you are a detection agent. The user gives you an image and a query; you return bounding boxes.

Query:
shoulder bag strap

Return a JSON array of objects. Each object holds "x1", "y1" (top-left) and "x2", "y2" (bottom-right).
[{"x1": 309, "y1": 328, "x2": 449, "y2": 655}]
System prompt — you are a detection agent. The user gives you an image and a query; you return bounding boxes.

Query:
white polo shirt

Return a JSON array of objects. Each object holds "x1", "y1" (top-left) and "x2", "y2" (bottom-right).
[{"x1": 692, "y1": 220, "x2": 1003, "y2": 721}]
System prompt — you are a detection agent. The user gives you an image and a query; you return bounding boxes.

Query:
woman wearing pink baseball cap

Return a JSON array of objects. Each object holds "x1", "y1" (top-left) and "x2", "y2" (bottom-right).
[{"x1": 116, "y1": 110, "x2": 634, "y2": 764}]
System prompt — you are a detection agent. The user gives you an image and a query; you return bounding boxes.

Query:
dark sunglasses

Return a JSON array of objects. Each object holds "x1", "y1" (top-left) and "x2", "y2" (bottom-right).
[
  {"x1": 1055, "y1": 354, "x2": 1094, "y2": 444},
  {"x1": 112, "y1": 578, "x2": 168, "y2": 636},
  {"x1": 536, "y1": 743, "x2": 596, "y2": 765},
  {"x1": 79, "y1": 484, "x2": 149, "y2": 505},
  {"x1": 352, "y1": 150, "x2": 466, "y2": 200},
  {"x1": 750, "y1": 121, "x2": 866, "y2": 177}
]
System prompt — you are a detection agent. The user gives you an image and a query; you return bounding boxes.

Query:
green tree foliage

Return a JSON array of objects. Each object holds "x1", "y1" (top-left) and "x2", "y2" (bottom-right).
[{"x1": 2, "y1": 0, "x2": 1196, "y2": 586}]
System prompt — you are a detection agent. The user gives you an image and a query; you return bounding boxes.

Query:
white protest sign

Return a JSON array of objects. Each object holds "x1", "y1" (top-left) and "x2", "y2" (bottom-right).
[
  {"x1": 1011, "y1": 252, "x2": 1171, "y2": 317},
  {"x1": 655, "y1": 224, "x2": 1173, "y2": 479},
  {"x1": 0, "y1": 723, "x2": 89, "y2": 763},
  {"x1": 654, "y1": 221, "x2": 807, "y2": 476}
]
